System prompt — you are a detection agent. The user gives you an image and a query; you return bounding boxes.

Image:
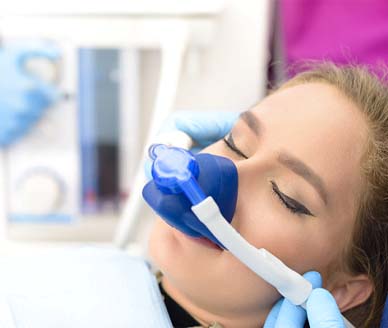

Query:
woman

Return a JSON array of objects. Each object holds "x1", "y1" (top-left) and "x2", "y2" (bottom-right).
[{"x1": 148, "y1": 64, "x2": 388, "y2": 327}]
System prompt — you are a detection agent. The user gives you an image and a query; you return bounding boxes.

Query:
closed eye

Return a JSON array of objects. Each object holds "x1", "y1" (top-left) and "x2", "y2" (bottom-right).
[
  {"x1": 271, "y1": 180, "x2": 314, "y2": 217},
  {"x1": 222, "y1": 134, "x2": 313, "y2": 217},
  {"x1": 222, "y1": 134, "x2": 248, "y2": 159}
]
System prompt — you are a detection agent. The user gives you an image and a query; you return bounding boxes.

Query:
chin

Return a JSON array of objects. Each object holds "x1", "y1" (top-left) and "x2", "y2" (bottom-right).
[{"x1": 148, "y1": 218, "x2": 276, "y2": 311}]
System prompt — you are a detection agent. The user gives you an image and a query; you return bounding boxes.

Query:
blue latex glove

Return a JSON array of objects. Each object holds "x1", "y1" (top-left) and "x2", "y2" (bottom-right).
[
  {"x1": 264, "y1": 271, "x2": 345, "y2": 328},
  {"x1": 144, "y1": 110, "x2": 239, "y2": 179},
  {"x1": 0, "y1": 41, "x2": 60, "y2": 147},
  {"x1": 161, "y1": 110, "x2": 239, "y2": 149}
]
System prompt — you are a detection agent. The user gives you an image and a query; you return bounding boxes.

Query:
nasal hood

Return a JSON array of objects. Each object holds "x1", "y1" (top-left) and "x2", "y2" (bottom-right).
[{"x1": 142, "y1": 152, "x2": 238, "y2": 248}]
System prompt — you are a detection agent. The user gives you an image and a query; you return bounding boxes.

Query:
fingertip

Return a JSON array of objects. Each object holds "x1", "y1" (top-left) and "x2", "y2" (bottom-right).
[
  {"x1": 309, "y1": 288, "x2": 337, "y2": 305},
  {"x1": 303, "y1": 271, "x2": 322, "y2": 289},
  {"x1": 263, "y1": 299, "x2": 283, "y2": 328},
  {"x1": 307, "y1": 288, "x2": 344, "y2": 328},
  {"x1": 275, "y1": 298, "x2": 306, "y2": 328}
]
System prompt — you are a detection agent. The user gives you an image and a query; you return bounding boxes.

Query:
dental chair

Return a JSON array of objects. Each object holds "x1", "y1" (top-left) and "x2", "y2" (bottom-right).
[
  {"x1": 0, "y1": 245, "x2": 385, "y2": 327},
  {"x1": 0, "y1": 246, "x2": 172, "y2": 328}
]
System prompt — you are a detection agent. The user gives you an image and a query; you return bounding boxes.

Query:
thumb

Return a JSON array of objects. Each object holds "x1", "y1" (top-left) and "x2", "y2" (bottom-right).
[{"x1": 307, "y1": 288, "x2": 345, "y2": 328}]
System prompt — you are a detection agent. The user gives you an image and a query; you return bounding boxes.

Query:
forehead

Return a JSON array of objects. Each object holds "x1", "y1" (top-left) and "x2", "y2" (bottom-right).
[{"x1": 251, "y1": 82, "x2": 368, "y2": 211}]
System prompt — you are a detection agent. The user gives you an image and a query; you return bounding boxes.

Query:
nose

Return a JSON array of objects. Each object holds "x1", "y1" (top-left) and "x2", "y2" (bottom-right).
[
  {"x1": 233, "y1": 151, "x2": 271, "y2": 183},
  {"x1": 228, "y1": 151, "x2": 272, "y2": 224},
  {"x1": 204, "y1": 137, "x2": 271, "y2": 182}
]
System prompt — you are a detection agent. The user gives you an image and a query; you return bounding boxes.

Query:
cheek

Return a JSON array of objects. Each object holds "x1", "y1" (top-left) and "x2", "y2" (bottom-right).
[
  {"x1": 198, "y1": 141, "x2": 341, "y2": 288},
  {"x1": 232, "y1": 179, "x2": 339, "y2": 276}
]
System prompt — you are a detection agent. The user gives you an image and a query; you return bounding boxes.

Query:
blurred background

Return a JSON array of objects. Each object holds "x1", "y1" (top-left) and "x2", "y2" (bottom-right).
[
  {"x1": 0, "y1": 0, "x2": 386, "y2": 252},
  {"x1": 0, "y1": 0, "x2": 271, "y2": 250}
]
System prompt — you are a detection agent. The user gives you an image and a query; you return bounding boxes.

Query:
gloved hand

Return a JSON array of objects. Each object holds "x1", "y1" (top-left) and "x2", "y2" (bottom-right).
[
  {"x1": 264, "y1": 271, "x2": 345, "y2": 328},
  {"x1": 160, "y1": 110, "x2": 239, "y2": 150},
  {"x1": 0, "y1": 40, "x2": 60, "y2": 147},
  {"x1": 145, "y1": 110, "x2": 239, "y2": 179}
]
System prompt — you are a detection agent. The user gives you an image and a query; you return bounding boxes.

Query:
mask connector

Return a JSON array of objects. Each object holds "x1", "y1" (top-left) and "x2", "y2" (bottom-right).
[{"x1": 149, "y1": 144, "x2": 206, "y2": 205}]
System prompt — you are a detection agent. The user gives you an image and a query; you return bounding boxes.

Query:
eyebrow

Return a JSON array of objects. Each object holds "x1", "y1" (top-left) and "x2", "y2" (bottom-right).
[
  {"x1": 278, "y1": 153, "x2": 329, "y2": 205},
  {"x1": 240, "y1": 111, "x2": 260, "y2": 136},
  {"x1": 238, "y1": 109, "x2": 328, "y2": 205}
]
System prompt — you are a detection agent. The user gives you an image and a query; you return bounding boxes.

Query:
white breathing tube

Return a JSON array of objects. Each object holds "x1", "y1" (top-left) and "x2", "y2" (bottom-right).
[
  {"x1": 153, "y1": 131, "x2": 355, "y2": 328},
  {"x1": 192, "y1": 197, "x2": 311, "y2": 305},
  {"x1": 192, "y1": 197, "x2": 355, "y2": 328}
]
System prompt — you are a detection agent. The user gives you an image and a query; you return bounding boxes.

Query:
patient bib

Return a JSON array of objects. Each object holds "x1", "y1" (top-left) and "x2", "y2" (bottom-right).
[{"x1": 0, "y1": 246, "x2": 172, "y2": 328}]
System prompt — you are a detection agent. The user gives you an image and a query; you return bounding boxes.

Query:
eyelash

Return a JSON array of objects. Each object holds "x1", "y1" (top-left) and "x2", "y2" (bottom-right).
[
  {"x1": 222, "y1": 134, "x2": 248, "y2": 159},
  {"x1": 271, "y1": 181, "x2": 314, "y2": 217},
  {"x1": 222, "y1": 134, "x2": 313, "y2": 217}
]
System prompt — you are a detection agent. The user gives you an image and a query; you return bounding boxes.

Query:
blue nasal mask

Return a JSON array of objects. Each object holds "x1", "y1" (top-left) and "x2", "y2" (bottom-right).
[{"x1": 142, "y1": 144, "x2": 238, "y2": 248}]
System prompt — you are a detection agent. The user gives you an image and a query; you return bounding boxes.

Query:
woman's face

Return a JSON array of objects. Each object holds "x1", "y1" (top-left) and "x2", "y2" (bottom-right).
[{"x1": 148, "y1": 83, "x2": 368, "y2": 327}]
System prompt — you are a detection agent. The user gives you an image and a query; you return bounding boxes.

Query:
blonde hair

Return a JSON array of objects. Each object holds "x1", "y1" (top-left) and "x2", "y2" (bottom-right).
[{"x1": 280, "y1": 63, "x2": 388, "y2": 327}]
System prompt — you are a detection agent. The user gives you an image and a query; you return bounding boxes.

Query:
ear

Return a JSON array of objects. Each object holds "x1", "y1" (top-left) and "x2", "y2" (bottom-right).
[{"x1": 327, "y1": 273, "x2": 373, "y2": 313}]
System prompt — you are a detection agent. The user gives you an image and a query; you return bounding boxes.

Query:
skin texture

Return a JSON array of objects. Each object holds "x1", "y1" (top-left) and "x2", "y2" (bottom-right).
[{"x1": 148, "y1": 83, "x2": 370, "y2": 327}]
